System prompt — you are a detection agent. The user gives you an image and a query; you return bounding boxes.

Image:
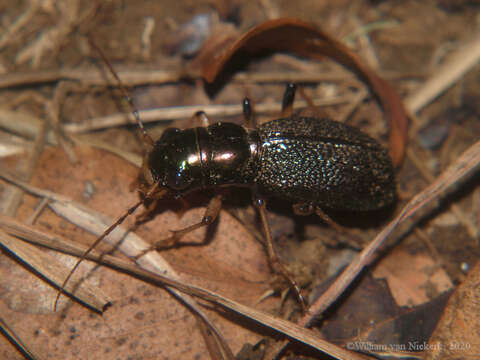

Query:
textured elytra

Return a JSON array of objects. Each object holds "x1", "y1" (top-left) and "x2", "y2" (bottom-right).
[{"x1": 254, "y1": 117, "x2": 395, "y2": 211}]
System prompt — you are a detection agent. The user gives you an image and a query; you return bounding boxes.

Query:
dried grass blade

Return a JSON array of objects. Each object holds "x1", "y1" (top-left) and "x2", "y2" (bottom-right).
[
  {"x1": 0, "y1": 215, "x2": 364, "y2": 360},
  {"x1": 0, "y1": 229, "x2": 109, "y2": 312},
  {"x1": 0, "y1": 110, "x2": 56, "y2": 145},
  {"x1": 405, "y1": 31, "x2": 480, "y2": 115},
  {"x1": 0, "y1": 316, "x2": 43, "y2": 360},
  {"x1": 63, "y1": 96, "x2": 347, "y2": 133},
  {"x1": 0, "y1": 214, "x2": 234, "y2": 359}
]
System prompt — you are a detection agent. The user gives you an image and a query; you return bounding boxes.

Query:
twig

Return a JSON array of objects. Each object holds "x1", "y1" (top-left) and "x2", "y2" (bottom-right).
[
  {"x1": 343, "y1": 19, "x2": 399, "y2": 44},
  {"x1": 0, "y1": 68, "x2": 423, "y2": 90},
  {"x1": 259, "y1": 0, "x2": 280, "y2": 19},
  {"x1": 46, "y1": 80, "x2": 81, "y2": 164},
  {"x1": 414, "y1": 228, "x2": 441, "y2": 262},
  {"x1": 15, "y1": 1, "x2": 98, "y2": 68},
  {"x1": 407, "y1": 148, "x2": 479, "y2": 242},
  {"x1": 0, "y1": 109, "x2": 57, "y2": 145},
  {"x1": 348, "y1": 17, "x2": 381, "y2": 70},
  {"x1": 75, "y1": 136, "x2": 142, "y2": 167},
  {"x1": 0, "y1": 68, "x2": 183, "y2": 89},
  {"x1": 335, "y1": 88, "x2": 368, "y2": 124},
  {"x1": 0, "y1": 0, "x2": 40, "y2": 50},
  {"x1": 63, "y1": 96, "x2": 351, "y2": 133},
  {"x1": 26, "y1": 197, "x2": 49, "y2": 225},
  {"x1": 1, "y1": 106, "x2": 48, "y2": 216},
  {"x1": 405, "y1": 31, "x2": 480, "y2": 116},
  {"x1": 141, "y1": 17, "x2": 155, "y2": 60}
]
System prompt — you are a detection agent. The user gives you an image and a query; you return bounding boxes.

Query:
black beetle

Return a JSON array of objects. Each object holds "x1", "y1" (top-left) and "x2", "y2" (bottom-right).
[{"x1": 141, "y1": 96, "x2": 395, "y2": 212}]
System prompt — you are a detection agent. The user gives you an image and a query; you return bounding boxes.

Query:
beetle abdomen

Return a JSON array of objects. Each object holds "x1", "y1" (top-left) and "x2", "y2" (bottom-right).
[{"x1": 255, "y1": 117, "x2": 395, "y2": 211}]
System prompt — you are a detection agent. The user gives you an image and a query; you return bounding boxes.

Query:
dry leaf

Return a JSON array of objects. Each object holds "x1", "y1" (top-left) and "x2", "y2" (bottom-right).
[
  {"x1": 425, "y1": 260, "x2": 480, "y2": 360},
  {"x1": 373, "y1": 249, "x2": 453, "y2": 307}
]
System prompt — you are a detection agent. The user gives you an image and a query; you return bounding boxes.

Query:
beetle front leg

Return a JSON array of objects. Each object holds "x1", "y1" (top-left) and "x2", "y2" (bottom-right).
[
  {"x1": 184, "y1": 110, "x2": 213, "y2": 128},
  {"x1": 133, "y1": 194, "x2": 223, "y2": 259},
  {"x1": 253, "y1": 195, "x2": 307, "y2": 311},
  {"x1": 191, "y1": 110, "x2": 211, "y2": 127}
]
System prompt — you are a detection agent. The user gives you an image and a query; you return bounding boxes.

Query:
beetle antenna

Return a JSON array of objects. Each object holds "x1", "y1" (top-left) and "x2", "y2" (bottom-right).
[
  {"x1": 54, "y1": 183, "x2": 165, "y2": 311},
  {"x1": 54, "y1": 198, "x2": 144, "y2": 311},
  {"x1": 54, "y1": 39, "x2": 162, "y2": 310},
  {"x1": 88, "y1": 36, "x2": 154, "y2": 147}
]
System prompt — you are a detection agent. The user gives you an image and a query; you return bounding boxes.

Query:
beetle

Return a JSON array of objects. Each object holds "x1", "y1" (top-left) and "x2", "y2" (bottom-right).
[
  {"x1": 56, "y1": 56, "x2": 395, "y2": 310},
  {"x1": 139, "y1": 91, "x2": 395, "y2": 212}
]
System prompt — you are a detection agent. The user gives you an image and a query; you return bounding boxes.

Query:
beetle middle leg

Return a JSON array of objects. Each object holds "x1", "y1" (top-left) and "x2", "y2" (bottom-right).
[
  {"x1": 253, "y1": 195, "x2": 307, "y2": 310},
  {"x1": 242, "y1": 84, "x2": 308, "y2": 309}
]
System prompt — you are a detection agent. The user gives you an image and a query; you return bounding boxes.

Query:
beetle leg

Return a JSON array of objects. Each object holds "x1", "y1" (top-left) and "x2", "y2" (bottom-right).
[
  {"x1": 314, "y1": 207, "x2": 364, "y2": 249},
  {"x1": 190, "y1": 110, "x2": 211, "y2": 127},
  {"x1": 134, "y1": 195, "x2": 161, "y2": 224},
  {"x1": 281, "y1": 83, "x2": 296, "y2": 117},
  {"x1": 295, "y1": 204, "x2": 348, "y2": 233},
  {"x1": 253, "y1": 195, "x2": 307, "y2": 311},
  {"x1": 315, "y1": 207, "x2": 346, "y2": 232},
  {"x1": 133, "y1": 194, "x2": 223, "y2": 259},
  {"x1": 292, "y1": 202, "x2": 315, "y2": 216},
  {"x1": 242, "y1": 97, "x2": 257, "y2": 128}
]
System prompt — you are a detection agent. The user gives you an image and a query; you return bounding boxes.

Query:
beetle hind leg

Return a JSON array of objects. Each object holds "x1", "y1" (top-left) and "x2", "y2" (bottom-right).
[{"x1": 315, "y1": 207, "x2": 346, "y2": 233}]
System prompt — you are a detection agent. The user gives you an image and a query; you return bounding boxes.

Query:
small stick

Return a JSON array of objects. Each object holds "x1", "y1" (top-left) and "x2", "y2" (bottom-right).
[{"x1": 63, "y1": 95, "x2": 350, "y2": 133}]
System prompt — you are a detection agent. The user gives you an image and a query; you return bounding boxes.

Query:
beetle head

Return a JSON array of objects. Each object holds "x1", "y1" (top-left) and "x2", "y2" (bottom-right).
[{"x1": 140, "y1": 127, "x2": 203, "y2": 197}]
